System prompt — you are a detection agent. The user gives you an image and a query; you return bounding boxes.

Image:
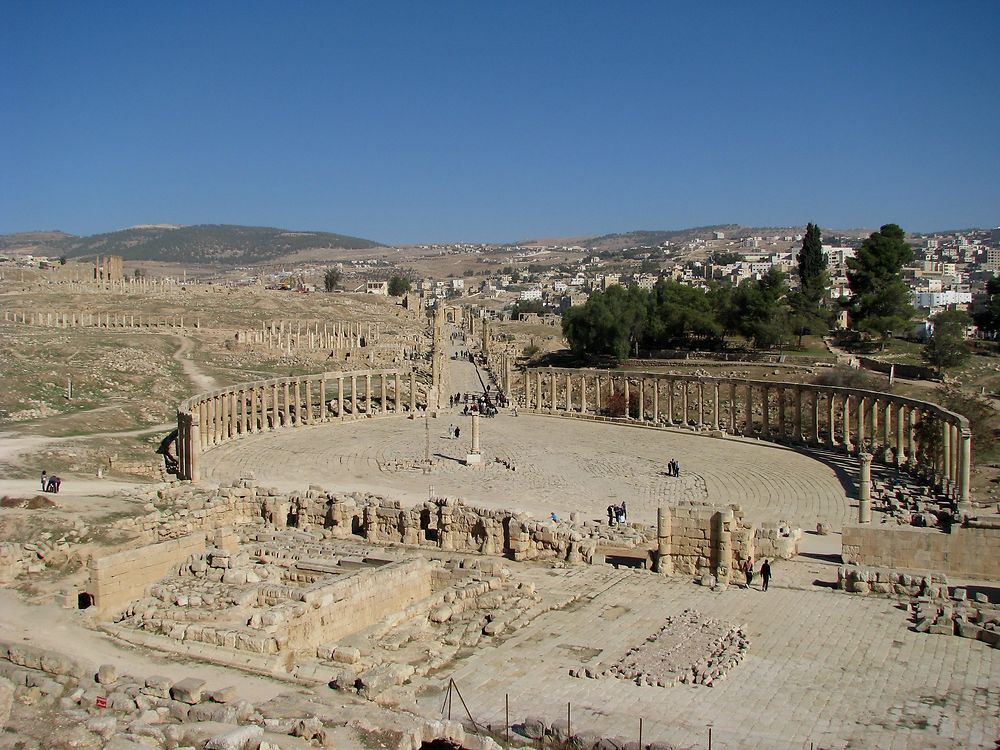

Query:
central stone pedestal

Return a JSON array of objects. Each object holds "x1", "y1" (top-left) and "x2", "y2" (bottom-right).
[{"x1": 465, "y1": 452, "x2": 482, "y2": 466}]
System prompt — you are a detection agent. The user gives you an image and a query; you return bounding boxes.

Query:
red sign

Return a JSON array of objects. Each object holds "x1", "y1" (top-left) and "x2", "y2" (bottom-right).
[{"x1": 95, "y1": 697, "x2": 108, "y2": 709}]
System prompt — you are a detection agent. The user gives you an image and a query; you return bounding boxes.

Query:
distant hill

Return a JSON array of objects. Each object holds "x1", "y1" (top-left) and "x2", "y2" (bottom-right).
[
  {"x1": 0, "y1": 224, "x2": 382, "y2": 265},
  {"x1": 0, "y1": 231, "x2": 75, "y2": 255},
  {"x1": 579, "y1": 225, "x2": 741, "y2": 251}
]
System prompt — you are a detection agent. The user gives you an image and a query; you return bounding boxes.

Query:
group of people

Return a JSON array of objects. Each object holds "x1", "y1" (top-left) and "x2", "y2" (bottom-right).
[
  {"x1": 40, "y1": 470, "x2": 61, "y2": 494},
  {"x1": 450, "y1": 390, "x2": 507, "y2": 418},
  {"x1": 607, "y1": 502, "x2": 628, "y2": 527},
  {"x1": 665, "y1": 458, "x2": 681, "y2": 477},
  {"x1": 445, "y1": 424, "x2": 462, "y2": 440},
  {"x1": 742, "y1": 557, "x2": 772, "y2": 591}
]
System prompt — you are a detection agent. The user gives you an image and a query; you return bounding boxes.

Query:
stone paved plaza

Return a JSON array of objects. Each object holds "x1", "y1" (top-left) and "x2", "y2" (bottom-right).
[
  {"x1": 427, "y1": 561, "x2": 999, "y2": 749},
  {"x1": 200, "y1": 413, "x2": 860, "y2": 534}
]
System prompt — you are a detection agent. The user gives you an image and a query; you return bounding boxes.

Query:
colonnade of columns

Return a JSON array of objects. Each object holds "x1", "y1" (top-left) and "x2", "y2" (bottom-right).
[
  {"x1": 176, "y1": 369, "x2": 418, "y2": 481},
  {"x1": 521, "y1": 368, "x2": 972, "y2": 504},
  {"x1": 2, "y1": 310, "x2": 195, "y2": 329}
]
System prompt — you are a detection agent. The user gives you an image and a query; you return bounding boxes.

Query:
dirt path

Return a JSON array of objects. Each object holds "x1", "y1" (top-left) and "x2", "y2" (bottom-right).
[
  {"x1": 0, "y1": 590, "x2": 288, "y2": 702},
  {"x1": 170, "y1": 333, "x2": 218, "y2": 392}
]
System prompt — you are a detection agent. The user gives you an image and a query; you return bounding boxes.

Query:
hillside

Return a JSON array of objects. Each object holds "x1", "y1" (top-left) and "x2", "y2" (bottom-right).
[
  {"x1": 579, "y1": 225, "x2": 741, "y2": 251},
  {"x1": 0, "y1": 225, "x2": 382, "y2": 265}
]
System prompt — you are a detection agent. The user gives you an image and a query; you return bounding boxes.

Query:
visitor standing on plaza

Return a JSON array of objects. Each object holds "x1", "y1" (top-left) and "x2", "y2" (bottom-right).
[
  {"x1": 761, "y1": 560, "x2": 771, "y2": 591},
  {"x1": 40, "y1": 470, "x2": 47, "y2": 492},
  {"x1": 743, "y1": 557, "x2": 754, "y2": 589}
]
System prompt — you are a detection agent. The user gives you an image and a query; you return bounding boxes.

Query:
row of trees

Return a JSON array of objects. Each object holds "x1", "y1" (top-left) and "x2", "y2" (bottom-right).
[{"x1": 563, "y1": 223, "x2": 924, "y2": 363}]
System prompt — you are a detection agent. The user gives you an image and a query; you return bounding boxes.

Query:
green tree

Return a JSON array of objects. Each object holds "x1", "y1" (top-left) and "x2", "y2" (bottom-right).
[
  {"x1": 797, "y1": 222, "x2": 828, "y2": 305},
  {"x1": 728, "y1": 268, "x2": 791, "y2": 349},
  {"x1": 388, "y1": 275, "x2": 411, "y2": 296},
  {"x1": 562, "y1": 285, "x2": 648, "y2": 363},
  {"x1": 922, "y1": 309, "x2": 971, "y2": 375},
  {"x1": 846, "y1": 223, "x2": 914, "y2": 345},
  {"x1": 324, "y1": 268, "x2": 342, "y2": 292}
]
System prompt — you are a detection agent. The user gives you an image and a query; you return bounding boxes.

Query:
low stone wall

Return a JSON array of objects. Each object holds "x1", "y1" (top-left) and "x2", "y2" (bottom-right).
[
  {"x1": 88, "y1": 534, "x2": 208, "y2": 617},
  {"x1": 282, "y1": 559, "x2": 432, "y2": 650},
  {"x1": 842, "y1": 518, "x2": 1000, "y2": 580},
  {"x1": 669, "y1": 502, "x2": 752, "y2": 578}
]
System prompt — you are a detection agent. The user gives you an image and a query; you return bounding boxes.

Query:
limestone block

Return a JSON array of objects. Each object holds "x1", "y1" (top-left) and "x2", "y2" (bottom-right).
[
  {"x1": 205, "y1": 725, "x2": 264, "y2": 750},
  {"x1": 97, "y1": 664, "x2": 118, "y2": 685},
  {"x1": 521, "y1": 716, "x2": 547, "y2": 740},
  {"x1": 169, "y1": 677, "x2": 205, "y2": 704},
  {"x1": 332, "y1": 646, "x2": 361, "y2": 664},
  {"x1": 86, "y1": 715, "x2": 117, "y2": 740},
  {"x1": 209, "y1": 686, "x2": 237, "y2": 704},
  {"x1": 141, "y1": 675, "x2": 172, "y2": 699}
]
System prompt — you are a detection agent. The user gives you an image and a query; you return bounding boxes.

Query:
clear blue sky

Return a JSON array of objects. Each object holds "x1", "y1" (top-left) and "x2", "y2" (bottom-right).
[{"x1": 2, "y1": 1, "x2": 998, "y2": 244}]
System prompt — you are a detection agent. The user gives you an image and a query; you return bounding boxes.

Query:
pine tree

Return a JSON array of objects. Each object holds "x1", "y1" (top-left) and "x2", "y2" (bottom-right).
[{"x1": 797, "y1": 222, "x2": 827, "y2": 305}]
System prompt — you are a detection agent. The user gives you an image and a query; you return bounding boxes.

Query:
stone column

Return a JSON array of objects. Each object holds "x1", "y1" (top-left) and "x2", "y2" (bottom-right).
[
  {"x1": 937, "y1": 419, "x2": 950, "y2": 491},
  {"x1": 595, "y1": 375, "x2": 602, "y2": 412},
  {"x1": 294, "y1": 381, "x2": 302, "y2": 426},
  {"x1": 624, "y1": 377, "x2": 631, "y2": 419},
  {"x1": 842, "y1": 394, "x2": 852, "y2": 453},
  {"x1": 743, "y1": 384, "x2": 754, "y2": 436},
  {"x1": 883, "y1": 401, "x2": 893, "y2": 463},
  {"x1": 472, "y1": 413, "x2": 481, "y2": 453},
  {"x1": 655, "y1": 506, "x2": 672, "y2": 575},
  {"x1": 319, "y1": 379, "x2": 327, "y2": 422},
  {"x1": 198, "y1": 401, "x2": 209, "y2": 450},
  {"x1": 857, "y1": 397, "x2": 867, "y2": 451},
  {"x1": 550, "y1": 371, "x2": 557, "y2": 414},
  {"x1": 858, "y1": 452, "x2": 873, "y2": 523},
  {"x1": 697, "y1": 382, "x2": 705, "y2": 428},
  {"x1": 208, "y1": 397, "x2": 217, "y2": 445},
  {"x1": 565, "y1": 372, "x2": 572, "y2": 413},
  {"x1": 581, "y1": 374, "x2": 588, "y2": 414},
  {"x1": 713, "y1": 382, "x2": 721, "y2": 431},
  {"x1": 381, "y1": 372, "x2": 388, "y2": 414},
  {"x1": 351, "y1": 375, "x2": 358, "y2": 418},
  {"x1": 395, "y1": 372, "x2": 402, "y2": 413},
  {"x1": 282, "y1": 381, "x2": 291, "y2": 427},
  {"x1": 652, "y1": 378, "x2": 659, "y2": 424},
  {"x1": 871, "y1": 399, "x2": 880, "y2": 455},
  {"x1": 681, "y1": 381, "x2": 689, "y2": 427},
  {"x1": 715, "y1": 508, "x2": 733, "y2": 584},
  {"x1": 536, "y1": 371, "x2": 543, "y2": 411},
  {"x1": 907, "y1": 409, "x2": 917, "y2": 469},
  {"x1": 811, "y1": 391, "x2": 820, "y2": 444},
  {"x1": 637, "y1": 378, "x2": 645, "y2": 421},
  {"x1": 895, "y1": 403, "x2": 906, "y2": 465},
  {"x1": 409, "y1": 370, "x2": 417, "y2": 413},
  {"x1": 667, "y1": 380, "x2": 675, "y2": 425},
  {"x1": 189, "y1": 420, "x2": 201, "y2": 481},
  {"x1": 228, "y1": 391, "x2": 238, "y2": 438},
  {"x1": 827, "y1": 392, "x2": 837, "y2": 446},
  {"x1": 365, "y1": 373, "x2": 372, "y2": 415},
  {"x1": 269, "y1": 383, "x2": 278, "y2": 429},
  {"x1": 958, "y1": 427, "x2": 971, "y2": 505}
]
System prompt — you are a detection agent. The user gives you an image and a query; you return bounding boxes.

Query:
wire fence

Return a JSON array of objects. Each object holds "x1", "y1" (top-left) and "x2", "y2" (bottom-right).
[{"x1": 435, "y1": 679, "x2": 833, "y2": 750}]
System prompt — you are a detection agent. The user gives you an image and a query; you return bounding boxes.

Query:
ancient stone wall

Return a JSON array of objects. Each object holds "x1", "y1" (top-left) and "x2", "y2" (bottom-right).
[
  {"x1": 842, "y1": 519, "x2": 1000, "y2": 579},
  {"x1": 281, "y1": 559, "x2": 432, "y2": 650},
  {"x1": 88, "y1": 534, "x2": 209, "y2": 617},
  {"x1": 667, "y1": 502, "x2": 753, "y2": 578}
]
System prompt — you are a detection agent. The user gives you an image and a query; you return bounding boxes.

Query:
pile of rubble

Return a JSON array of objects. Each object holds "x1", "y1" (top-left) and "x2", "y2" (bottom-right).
[
  {"x1": 910, "y1": 589, "x2": 1000, "y2": 648},
  {"x1": 873, "y1": 477, "x2": 954, "y2": 529},
  {"x1": 570, "y1": 609, "x2": 748, "y2": 688}
]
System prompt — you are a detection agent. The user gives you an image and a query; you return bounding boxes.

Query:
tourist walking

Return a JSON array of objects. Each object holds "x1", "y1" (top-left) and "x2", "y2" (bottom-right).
[
  {"x1": 761, "y1": 560, "x2": 771, "y2": 591},
  {"x1": 454, "y1": 426, "x2": 460, "y2": 439},
  {"x1": 40, "y1": 470, "x2": 47, "y2": 492},
  {"x1": 607, "y1": 505, "x2": 615, "y2": 526},
  {"x1": 743, "y1": 557, "x2": 754, "y2": 589}
]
